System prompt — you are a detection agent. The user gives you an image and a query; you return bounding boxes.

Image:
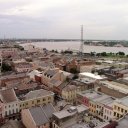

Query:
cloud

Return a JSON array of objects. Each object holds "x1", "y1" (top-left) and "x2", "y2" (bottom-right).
[{"x1": 0, "y1": 0, "x2": 128, "y2": 39}]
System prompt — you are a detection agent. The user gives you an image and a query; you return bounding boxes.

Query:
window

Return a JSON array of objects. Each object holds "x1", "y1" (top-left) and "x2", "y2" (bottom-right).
[
  {"x1": 43, "y1": 98, "x2": 46, "y2": 101},
  {"x1": 32, "y1": 101, "x2": 34, "y2": 104},
  {"x1": 37, "y1": 99, "x2": 40, "y2": 103},
  {"x1": 13, "y1": 109, "x2": 14, "y2": 113},
  {"x1": 121, "y1": 108, "x2": 123, "y2": 113},
  {"x1": 5, "y1": 111, "x2": 7, "y2": 116},
  {"x1": 114, "y1": 112, "x2": 116, "y2": 116},
  {"x1": 16, "y1": 108, "x2": 18, "y2": 113}
]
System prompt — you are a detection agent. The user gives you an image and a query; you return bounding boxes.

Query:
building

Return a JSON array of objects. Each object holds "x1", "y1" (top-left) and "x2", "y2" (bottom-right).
[
  {"x1": 0, "y1": 88, "x2": 19, "y2": 119},
  {"x1": 1, "y1": 48, "x2": 18, "y2": 58},
  {"x1": 77, "y1": 90, "x2": 116, "y2": 121},
  {"x1": 98, "y1": 81, "x2": 128, "y2": 98},
  {"x1": 12, "y1": 61, "x2": 33, "y2": 73},
  {"x1": 71, "y1": 77, "x2": 95, "y2": 91},
  {"x1": 41, "y1": 68, "x2": 66, "y2": 88},
  {"x1": 19, "y1": 89, "x2": 54, "y2": 110},
  {"x1": 0, "y1": 73, "x2": 29, "y2": 87},
  {"x1": 1, "y1": 120, "x2": 25, "y2": 128},
  {"x1": 113, "y1": 96, "x2": 128, "y2": 120},
  {"x1": 52, "y1": 105, "x2": 89, "y2": 128},
  {"x1": 116, "y1": 114, "x2": 128, "y2": 128},
  {"x1": 28, "y1": 70, "x2": 42, "y2": 82},
  {"x1": 22, "y1": 103, "x2": 56, "y2": 128},
  {"x1": 79, "y1": 72, "x2": 106, "y2": 83},
  {"x1": 62, "y1": 85, "x2": 77, "y2": 103}
]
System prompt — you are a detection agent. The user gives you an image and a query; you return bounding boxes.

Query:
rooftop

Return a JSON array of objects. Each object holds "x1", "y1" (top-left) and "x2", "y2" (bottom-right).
[
  {"x1": 101, "y1": 81, "x2": 128, "y2": 94},
  {"x1": 79, "y1": 72, "x2": 106, "y2": 80},
  {"x1": 53, "y1": 105, "x2": 88, "y2": 119},
  {"x1": 77, "y1": 90, "x2": 115, "y2": 105},
  {"x1": 116, "y1": 96, "x2": 128, "y2": 107},
  {"x1": 0, "y1": 73, "x2": 28, "y2": 80},
  {"x1": 0, "y1": 88, "x2": 18, "y2": 103},
  {"x1": 63, "y1": 85, "x2": 76, "y2": 92},
  {"x1": 76, "y1": 77, "x2": 95, "y2": 84},
  {"x1": 1, "y1": 120, "x2": 25, "y2": 128},
  {"x1": 24, "y1": 89, "x2": 54, "y2": 100},
  {"x1": 116, "y1": 114, "x2": 128, "y2": 128},
  {"x1": 29, "y1": 104, "x2": 56, "y2": 126}
]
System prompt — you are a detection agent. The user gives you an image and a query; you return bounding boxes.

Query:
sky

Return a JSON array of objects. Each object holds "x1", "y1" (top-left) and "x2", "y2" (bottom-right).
[{"x1": 0, "y1": 0, "x2": 128, "y2": 40}]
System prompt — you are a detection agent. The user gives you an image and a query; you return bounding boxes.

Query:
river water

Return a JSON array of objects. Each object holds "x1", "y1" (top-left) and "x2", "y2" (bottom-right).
[{"x1": 21, "y1": 41, "x2": 128, "y2": 55}]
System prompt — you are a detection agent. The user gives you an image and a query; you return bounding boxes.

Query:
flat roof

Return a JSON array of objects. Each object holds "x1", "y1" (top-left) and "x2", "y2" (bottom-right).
[
  {"x1": 24, "y1": 89, "x2": 54, "y2": 100},
  {"x1": 117, "y1": 114, "x2": 128, "y2": 128},
  {"x1": 79, "y1": 72, "x2": 105, "y2": 80},
  {"x1": 101, "y1": 81, "x2": 128, "y2": 94},
  {"x1": 77, "y1": 90, "x2": 115, "y2": 105},
  {"x1": 76, "y1": 78, "x2": 95, "y2": 84},
  {"x1": 116, "y1": 96, "x2": 128, "y2": 107},
  {"x1": 53, "y1": 105, "x2": 88, "y2": 119}
]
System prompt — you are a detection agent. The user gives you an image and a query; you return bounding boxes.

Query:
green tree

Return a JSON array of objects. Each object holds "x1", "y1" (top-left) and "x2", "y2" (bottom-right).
[{"x1": 2, "y1": 62, "x2": 12, "y2": 72}]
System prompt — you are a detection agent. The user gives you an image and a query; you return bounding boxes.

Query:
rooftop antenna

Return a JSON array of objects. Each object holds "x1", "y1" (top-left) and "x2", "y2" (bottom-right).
[{"x1": 79, "y1": 25, "x2": 84, "y2": 56}]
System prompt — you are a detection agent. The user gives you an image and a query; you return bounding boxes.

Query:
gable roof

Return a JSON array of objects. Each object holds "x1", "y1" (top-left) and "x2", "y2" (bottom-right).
[
  {"x1": 29, "y1": 103, "x2": 56, "y2": 126},
  {"x1": 0, "y1": 88, "x2": 18, "y2": 103}
]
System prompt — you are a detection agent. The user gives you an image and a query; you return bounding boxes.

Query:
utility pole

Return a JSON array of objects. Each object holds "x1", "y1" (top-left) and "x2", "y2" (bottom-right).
[{"x1": 79, "y1": 25, "x2": 84, "y2": 56}]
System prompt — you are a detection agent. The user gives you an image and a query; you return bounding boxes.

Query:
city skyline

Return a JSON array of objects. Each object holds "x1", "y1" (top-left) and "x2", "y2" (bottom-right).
[{"x1": 0, "y1": 0, "x2": 128, "y2": 40}]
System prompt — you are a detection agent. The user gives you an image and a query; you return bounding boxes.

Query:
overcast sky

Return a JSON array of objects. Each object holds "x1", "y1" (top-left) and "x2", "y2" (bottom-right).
[{"x1": 0, "y1": 0, "x2": 128, "y2": 40}]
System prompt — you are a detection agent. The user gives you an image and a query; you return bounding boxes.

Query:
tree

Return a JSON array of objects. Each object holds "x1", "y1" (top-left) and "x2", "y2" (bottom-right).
[
  {"x1": 2, "y1": 62, "x2": 12, "y2": 72},
  {"x1": 116, "y1": 52, "x2": 125, "y2": 56},
  {"x1": 101, "y1": 52, "x2": 107, "y2": 57},
  {"x1": 70, "y1": 68, "x2": 79, "y2": 74}
]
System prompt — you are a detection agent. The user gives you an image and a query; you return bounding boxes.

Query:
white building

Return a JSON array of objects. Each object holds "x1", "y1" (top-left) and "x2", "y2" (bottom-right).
[
  {"x1": 0, "y1": 88, "x2": 19, "y2": 118},
  {"x1": 103, "y1": 102, "x2": 114, "y2": 121}
]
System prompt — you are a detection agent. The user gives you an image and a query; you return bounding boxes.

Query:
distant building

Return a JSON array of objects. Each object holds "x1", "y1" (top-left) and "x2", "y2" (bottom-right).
[{"x1": 0, "y1": 48, "x2": 18, "y2": 58}]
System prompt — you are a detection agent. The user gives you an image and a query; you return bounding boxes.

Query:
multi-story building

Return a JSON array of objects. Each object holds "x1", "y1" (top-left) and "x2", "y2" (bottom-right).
[
  {"x1": 22, "y1": 103, "x2": 56, "y2": 128},
  {"x1": 0, "y1": 88, "x2": 19, "y2": 119},
  {"x1": 98, "y1": 81, "x2": 128, "y2": 98},
  {"x1": 19, "y1": 89, "x2": 54, "y2": 110},
  {"x1": 0, "y1": 73, "x2": 29, "y2": 87},
  {"x1": 13, "y1": 62, "x2": 33, "y2": 73},
  {"x1": 116, "y1": 114, "x2": 128, "y2": 128},
  {"x1": 1, "y1": 48, "x2": 18, "y2": 58},
  {"x1": 77, "y1": 90, "x2": 116, "y2": 121},
  {"x1": 71, "y1": 77, "x2": 95, "y2": 91},
  {"x1": 62, "y1": 85, "x2": 77, "y2": 103},
  {"x1": 113, "y1": 96, "x2": 128, "y2": 120},
  {"x1": 41, "y1": 68, "x2": 67, "y2": 88},
  {"x1": 52, "y1": 105, "x2": 89, "y2": 128}
]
